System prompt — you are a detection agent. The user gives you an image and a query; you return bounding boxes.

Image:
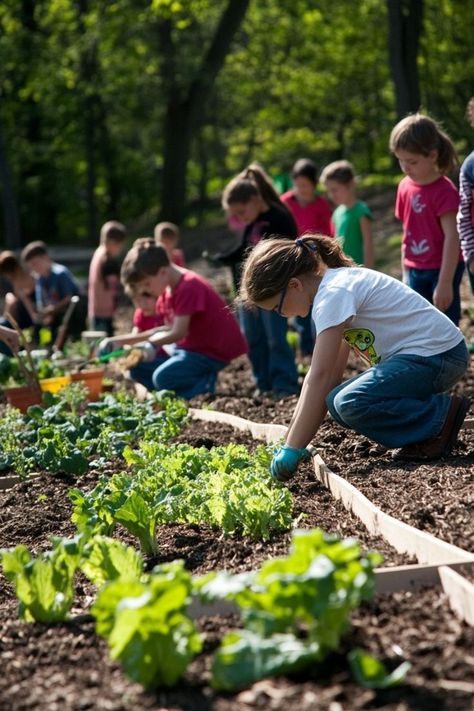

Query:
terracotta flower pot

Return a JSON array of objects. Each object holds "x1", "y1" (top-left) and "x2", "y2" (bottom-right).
[
  {"x1": 70, "y1": 368, "x2": 105, "y2": 401},
  {"x1": 3, "y1": 385, "x2": 43, "y2": 413}
]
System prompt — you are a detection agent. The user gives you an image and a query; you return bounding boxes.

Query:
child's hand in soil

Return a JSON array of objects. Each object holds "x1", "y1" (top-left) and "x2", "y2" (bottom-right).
[{"x1": 271, "y1": 445, "x2": 311, "y2": 481}]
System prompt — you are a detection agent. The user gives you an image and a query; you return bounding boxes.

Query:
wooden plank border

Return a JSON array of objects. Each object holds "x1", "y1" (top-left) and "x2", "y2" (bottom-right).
[
  {"x1": 0, "y1": 473, "x2": 40, "y2": 491},
  {"x1": 190, "y1": 407, "x2": 474, "y2": 625},
  {"x1": 190, "y1": 408, "x2": 472, "y2": 564},
  {"x1": 438, "y1": 566, "x2": 474, "y2": 626}
]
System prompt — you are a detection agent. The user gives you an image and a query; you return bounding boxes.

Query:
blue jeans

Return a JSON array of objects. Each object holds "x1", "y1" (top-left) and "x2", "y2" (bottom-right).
[
  {"x1": 407, "y1": 262, "x2": 465, "y2": 326},
  {"x1": 468, "y1": 268, "x2": 474, "y2": 297},
  {"x1": 294, "y1": 313, "x2": 315, "y2": 356},
  {"x1": 326, "y1": 340, "x2": 469, "y2": 448},
  {"x1": 129, "y1": 348, "x2": 226, "y2": 399},
  {"x1": 240, "y1": 306, "x2": 298, "y2": 394}
]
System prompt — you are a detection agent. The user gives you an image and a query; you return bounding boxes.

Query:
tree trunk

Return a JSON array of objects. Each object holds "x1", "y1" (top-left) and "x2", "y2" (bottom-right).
[
  {"x1": 387, "y1": 0, "x2": 424, "y2": 119},
  {"x1": 159, "y1": 0, "x2": 251, "y2": 223},
  {"x1": 19, "y1": 0, "x2": 58, "y2": 242},
  {"x1": 0, "y1": 119, "x2": 22, "y2": 249}
]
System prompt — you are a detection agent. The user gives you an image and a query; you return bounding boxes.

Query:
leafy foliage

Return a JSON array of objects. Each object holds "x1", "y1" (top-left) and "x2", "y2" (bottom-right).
[
  {"x1": 1, "y1": 533, "x2": 144, "y2": 622},
  {"x1": 71, "y1": 442, "x2": 293, "y2": 550},
  {"x1": 81, "y1": 535, "x2": 144, "y2": 589},
  {"x1": 1, "y1": 536, "x2": 83, "y2": 622},
  {"x1": 197, "y1": 528, "x2": 383, "y2": 690},
  {"x1": 1, "y1": 0, "x2": 472, "y2": 242},
  {"x1": 92, "y1": 561, "x2": 202, "y2": 688},
  {"x1": 0, "y1": 387, "x2": 188, "y2": 477},
  {"x1": 348, "y1": 648, "x2": 411, "y2": 689}
]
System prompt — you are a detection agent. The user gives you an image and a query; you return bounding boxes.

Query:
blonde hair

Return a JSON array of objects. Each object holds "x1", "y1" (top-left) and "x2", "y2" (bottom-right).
[
  {"x1": 240, "y1": 235, "x2": 354, "y2": 305},
  {"x1": 389, "y1": 113, "x2": 458, "y2": 174},
  {"x1": 100, "y1": 220, "x2": 127, "y2": 245},
  {"x1": 320, "y1": 160, "x2": 355, "y2": 185},
  {"x1": 154, "y1": 221, "x2": 180, "y2": 242}
]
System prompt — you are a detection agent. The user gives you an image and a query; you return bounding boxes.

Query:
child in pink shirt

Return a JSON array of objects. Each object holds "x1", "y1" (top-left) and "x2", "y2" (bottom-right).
[
  {"x1": 281, "y1": 158, "x2": 333, "y2": 355},
  {"x1": 390, "y1": 113, "x2": 463, "y2": 325},
  {"x1": 128, "y1": 287, "x2": 168, "y2": 358},
  {"x1": 88, "y1": 221, "x2": 127, "y2": 336},
  {"x1": 281, "y1": 158, "x2": 333, "y2": 237},
  {"x1": 101, "y1": 239, "x2": 248, "y2": 398}
]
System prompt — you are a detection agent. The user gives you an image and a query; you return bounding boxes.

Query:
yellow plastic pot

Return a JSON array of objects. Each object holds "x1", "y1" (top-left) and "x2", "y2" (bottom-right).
[{"x1": 39, "y1": 375, "x2": 71, "y2": 394}]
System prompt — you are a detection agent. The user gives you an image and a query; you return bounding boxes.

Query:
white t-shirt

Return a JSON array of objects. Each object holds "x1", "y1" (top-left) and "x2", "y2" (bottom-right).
[{"x1": 312, "y1": 268, "x2": 464, "y2": 367}]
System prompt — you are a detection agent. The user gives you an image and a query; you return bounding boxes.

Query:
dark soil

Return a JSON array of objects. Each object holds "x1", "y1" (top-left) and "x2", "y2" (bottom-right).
[{"x1": 1, "y1": 415, "x2": 474, "y2": 710}]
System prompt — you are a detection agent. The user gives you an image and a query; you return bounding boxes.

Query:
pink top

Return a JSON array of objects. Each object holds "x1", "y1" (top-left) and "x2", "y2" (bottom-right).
[
  {"x1": 156, "y1": 269, "x2": 248, "y2": 363},
  {"x1": 170, "y1": 248, "x2": 185, "y2": 267},
  {"x1": 88, "y1": 245, "x2": 120, "y2": 319},
  {"x1": 281, "y1": 190, "x2": 334, "y2": 237},
  {"x1": 133, "y1": 308, "x2": 167, "y2": 357},
  {"x1": 395, "y1": 176, "x2": 461, "y2": 269},
  {"x1": 133, "y1": 309, "x2": 163, "y2": 332}
]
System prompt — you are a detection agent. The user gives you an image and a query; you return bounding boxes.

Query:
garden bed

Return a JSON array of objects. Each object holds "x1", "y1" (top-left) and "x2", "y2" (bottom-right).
[
  {"x1": 190, "y1": 355, "x2": 474, "y2": 554},
  {"x1": 1, "y1": 561, "x2": 473, "y2": 710},
  {"x1": 1, "y1": 414, "x2": 474, "y2": 710},
  {"x1": 1, "y1": 342, "x2": 473, "y2": 710},
  {"x1": 0, "y1": 420, "x2": 411, "y2": 569}
]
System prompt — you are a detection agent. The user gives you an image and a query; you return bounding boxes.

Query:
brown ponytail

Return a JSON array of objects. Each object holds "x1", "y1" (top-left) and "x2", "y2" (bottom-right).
[
  {"x1": 389, "y1": 113, "x2": 458, "y2": 174},
  {"x1": 240, "y1": 234, "x2": 354, "y2": 305},
  {"x1": 222, "y1": 163, "x2": 294, "y2": 226}
]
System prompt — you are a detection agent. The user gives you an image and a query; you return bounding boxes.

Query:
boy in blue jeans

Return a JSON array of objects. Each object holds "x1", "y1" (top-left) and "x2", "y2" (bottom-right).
[{"x1": 99, "y1": 238, "x2": 248, "y2": 399}]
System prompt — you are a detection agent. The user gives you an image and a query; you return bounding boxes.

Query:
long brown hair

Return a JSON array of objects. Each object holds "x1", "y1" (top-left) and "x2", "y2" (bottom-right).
[
  {"x1": 389, "y1": 113, "x2": 458, "y2": 174},
  {"x1": 240, "y1": 235, "x2": 354, "y2": 304},
  {"x1": 222, "y1": 163, "x2": 286, "y2": 211}
]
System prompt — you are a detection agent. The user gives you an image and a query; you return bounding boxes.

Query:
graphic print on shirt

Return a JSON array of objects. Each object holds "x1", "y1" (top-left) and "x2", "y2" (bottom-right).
[
  {"x1": 410, "y1": 238, "x2": 430, "y2": 255},
  {"x1": 411, "y1": 193, "x2": 426, "y2": 214},
  {"x1": 343, "y1": 328, "x2": 381, "y2": 366}
]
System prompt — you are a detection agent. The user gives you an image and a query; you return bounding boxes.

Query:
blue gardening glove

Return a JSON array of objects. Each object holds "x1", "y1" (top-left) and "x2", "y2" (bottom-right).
[{"x1": 271, "y1": 445, "x2": 311, "y2": 481}]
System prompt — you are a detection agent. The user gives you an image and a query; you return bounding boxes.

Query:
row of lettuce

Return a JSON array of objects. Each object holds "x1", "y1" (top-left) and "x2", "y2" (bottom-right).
[
  {"x1": 3, "y1": 529, "x2": 409, "y2": 691},
  {"x1": 0, "y1": 386, "x2": 409, "y2": 692}
]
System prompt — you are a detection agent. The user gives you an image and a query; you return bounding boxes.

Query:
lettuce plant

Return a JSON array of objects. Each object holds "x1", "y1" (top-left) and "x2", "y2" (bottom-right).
[
  {"x1": 92, "y1": 561, "x2": 202, "y2": 688},
  {"x1": 196, "y1": 528, "x2": 384, "y2": 690},
  {"x1": 1, "y1": 536, "x2": 83, "y2": 622}
]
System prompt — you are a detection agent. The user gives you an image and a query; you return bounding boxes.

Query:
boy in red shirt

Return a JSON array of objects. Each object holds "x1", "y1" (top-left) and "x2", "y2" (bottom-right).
[{"x1": 100, "y1": 238, "x2": 248, "y2": 398}]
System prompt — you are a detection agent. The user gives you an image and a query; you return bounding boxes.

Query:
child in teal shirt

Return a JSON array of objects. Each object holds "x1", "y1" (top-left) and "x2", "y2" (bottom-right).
[{"x1": 321, "y1": 160, "x2": 374, "y2": 267}]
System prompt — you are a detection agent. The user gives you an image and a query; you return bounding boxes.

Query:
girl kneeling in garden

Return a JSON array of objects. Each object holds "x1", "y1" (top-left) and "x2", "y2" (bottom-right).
[{"x1": 239, "y1": 235, "x2": 470, "y2": 480}]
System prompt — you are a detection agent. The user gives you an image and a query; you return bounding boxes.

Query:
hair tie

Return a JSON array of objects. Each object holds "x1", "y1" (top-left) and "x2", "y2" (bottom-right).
[{"x1": 295, "y1": 238, "x2": 318, "y2": 253}]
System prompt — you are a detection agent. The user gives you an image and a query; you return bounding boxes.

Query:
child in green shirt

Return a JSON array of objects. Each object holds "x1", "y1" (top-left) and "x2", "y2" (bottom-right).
[{"x1": 321, "y1": 160, "x2": 374, "y2": 267}]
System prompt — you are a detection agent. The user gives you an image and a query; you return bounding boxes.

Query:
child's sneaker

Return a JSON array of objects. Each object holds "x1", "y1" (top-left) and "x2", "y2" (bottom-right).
[{"x1": 392, "y1": 395, "x2": 470, "y2": 461}]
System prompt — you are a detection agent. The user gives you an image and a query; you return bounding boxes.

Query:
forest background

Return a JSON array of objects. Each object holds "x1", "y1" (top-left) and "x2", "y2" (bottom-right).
[{"x1": 0, "y1": 0, "x2": 473, "y2": 252}]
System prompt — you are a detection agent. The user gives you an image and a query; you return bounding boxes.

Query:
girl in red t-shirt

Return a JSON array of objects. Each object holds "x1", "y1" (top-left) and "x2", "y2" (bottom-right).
[{"x1": 390, "y1": 113, "x2": 463, "y2": 325}]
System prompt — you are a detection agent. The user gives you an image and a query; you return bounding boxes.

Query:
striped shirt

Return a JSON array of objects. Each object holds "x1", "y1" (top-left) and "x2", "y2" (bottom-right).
[{"x1": 457, "y1": 151, "x2": 474, "y2": 266}]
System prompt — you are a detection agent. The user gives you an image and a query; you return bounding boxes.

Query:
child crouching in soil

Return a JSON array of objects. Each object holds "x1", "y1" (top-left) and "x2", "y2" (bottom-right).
[
  {"x1": 100, "y1": 238, "x2": 248, "y2": 399},
  {"x1": 239, "y1": 235, "x2": 470, "y2": 480}
]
